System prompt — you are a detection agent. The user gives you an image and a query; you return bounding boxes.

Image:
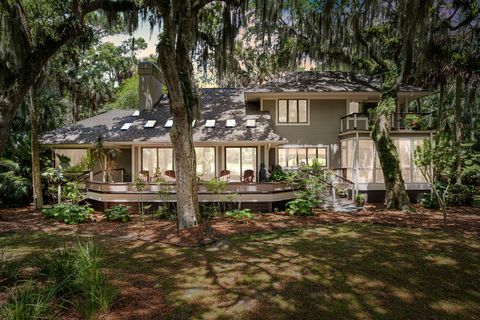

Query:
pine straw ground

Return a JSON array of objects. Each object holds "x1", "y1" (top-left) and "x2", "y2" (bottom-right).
[{"x1": 1, "y1": 205, "x2": 479, "y2": 319}]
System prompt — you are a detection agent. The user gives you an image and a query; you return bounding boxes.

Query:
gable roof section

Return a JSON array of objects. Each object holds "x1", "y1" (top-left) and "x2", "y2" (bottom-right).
[
  {"x1": 246, "y1": 71, "x2": 425, "y2": 93},
  {"x1": 40, "y1": 88, "x2": 283, "y2": 145}
]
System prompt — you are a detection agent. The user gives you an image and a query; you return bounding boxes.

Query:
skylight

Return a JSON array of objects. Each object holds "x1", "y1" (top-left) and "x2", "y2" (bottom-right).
[
  {"x1": 132, "y1": 110, "x2": 140, "y2": 116},
  {"x1": 164, "y1": 119, "x2": 173, "y2": 128},
  {"x1": 144, "y1": 120, "x2": 157, "y2": 128},
  {"x1": 205, "y1": 119, "x2": 216, "y2": 127},
  {"x1": 226, "y1": 119, "x2": 236, "y2": 127},
  {"x1": 120, "y1": 123, "x2": 132, "y2": 131},
  {"x1": 246, "y1": 119, "x2": 256, "y2": 127},
  {"x1": 192, "y1": 120, "x2": 196, "y2": 127}
]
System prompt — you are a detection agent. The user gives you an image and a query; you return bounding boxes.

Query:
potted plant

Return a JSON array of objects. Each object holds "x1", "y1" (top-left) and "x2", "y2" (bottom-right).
[
  {"x1": 355, "y1": 194, "x2": 366, "y2": 207},
  {"x1": 405, "y1": 114, "x2": 422, "y2": 130}
]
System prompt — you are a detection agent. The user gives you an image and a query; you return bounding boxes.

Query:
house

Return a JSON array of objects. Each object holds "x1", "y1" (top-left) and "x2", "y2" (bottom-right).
[{"x1": 40, "y1": 62, "x2": 432, "y2": 211}]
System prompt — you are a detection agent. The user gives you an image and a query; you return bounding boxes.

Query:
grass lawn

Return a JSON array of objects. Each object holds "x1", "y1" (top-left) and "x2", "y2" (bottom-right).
[{"x1": 2, "y1": 223, "x2": 480, "y2": 319}]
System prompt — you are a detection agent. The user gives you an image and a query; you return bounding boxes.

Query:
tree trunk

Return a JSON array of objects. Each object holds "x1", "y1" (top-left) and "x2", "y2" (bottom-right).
[
  {"x1": 437, "y1": 82, "x2": 445, "y2": 130},
  {"x1": 466, "y1": 79, "x2": 478, "y2": 142},
  {"x1": 371, "y1": 72, "x2": 412, "y2": 210},
  {"x1": 29, "y1": 84, "x2": 43, "y2": 209},
  {"x1": 157, "y1": 2, "x2": 200, "y2": 229},
  {"x1": 454, "y1": 74, "x2": 463, "y2": 185}
]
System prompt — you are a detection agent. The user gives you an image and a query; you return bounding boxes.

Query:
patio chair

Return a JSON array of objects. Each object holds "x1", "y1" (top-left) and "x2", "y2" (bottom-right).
[
  {"x1": 164, "y1": 170, "x2": 176, "y2": 182},
  {"x1": 243, "y1": 169, "x2": 254, "y2": 182},
  {"x1": 218, "y1": 170, "x2": 230, "y2": 181},
  {"x1": 138, "y1": 170, "x2": 150, "y2": 182}
]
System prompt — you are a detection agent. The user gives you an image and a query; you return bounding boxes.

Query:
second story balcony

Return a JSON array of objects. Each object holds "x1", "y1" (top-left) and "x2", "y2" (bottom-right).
[{"x1": 340, "y1": 112, "x2": 433, "y2": 133}]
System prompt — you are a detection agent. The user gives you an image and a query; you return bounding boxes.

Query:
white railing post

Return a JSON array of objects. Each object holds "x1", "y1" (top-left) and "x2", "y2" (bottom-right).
[
  {"x1": 340, "y1": 119, "x2": 343, "y2": 132},
  {"x1": 354, "y1": 113, "x2": 358, "y2": 130}
]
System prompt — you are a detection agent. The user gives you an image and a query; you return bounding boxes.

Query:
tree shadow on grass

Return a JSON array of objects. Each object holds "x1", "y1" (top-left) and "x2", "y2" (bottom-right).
[{"x1": 1, "y1": 224, "x2": 480, "y2": 319}]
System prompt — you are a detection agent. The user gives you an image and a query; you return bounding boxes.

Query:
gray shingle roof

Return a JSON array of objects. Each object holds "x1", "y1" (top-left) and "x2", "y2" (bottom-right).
[
  {"x1": 246, "y1": 71, "x2": 426, "y2": 93},
  {"x1": 40, "y1": 88, "x2": 283, "y2": 145}
]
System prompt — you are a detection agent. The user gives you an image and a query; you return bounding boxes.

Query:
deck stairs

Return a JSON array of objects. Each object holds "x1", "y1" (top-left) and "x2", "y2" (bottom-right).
[{"x1": 321, "y1": 170, "x2": 363, "y2": 213}]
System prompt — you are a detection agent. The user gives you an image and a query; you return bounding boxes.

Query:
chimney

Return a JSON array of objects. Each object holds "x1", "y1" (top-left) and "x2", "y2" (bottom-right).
[{"x1": 138, "y1": 62, "x2": 163, "y2": 110}]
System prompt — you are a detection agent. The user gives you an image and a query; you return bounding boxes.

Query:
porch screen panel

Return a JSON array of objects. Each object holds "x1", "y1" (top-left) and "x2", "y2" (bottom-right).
[
  {"x1": 241, "y1": 147, "x2": 257, "y2": 175},
  {"x1": 55, "y1": 149, "x2": 87, "y2": 167},
  {"x1": 358, "y1": 140, "x2": 374, "y2": 183},
  {"x1": 278, "y1": 100, "x2": 287, "y2": 123},
  {"x1": 297, "y1": 148, "x2": 307, "y2": 166},
  {"x1": 157, "y1": 148, "x2": 174, "y2": 175},
  {"x1": 397, "y1": 140, "x2": 411, "y2": 183},
  {"x1": 412, "y1": 139, "x2": 427, "y2": 182},
  {"x1": 225, "y1": 147, "x2": 257, "y2": 182},
  {"x1": 287, "y1": 148, "x2": 297, "y2": 167},
  {"x1": 225, "y1": 148, "x2": 241, "y2": 181},
  {"x1": 142, "y1": 148, "x2": 157, "y2": 174},
  {"x1": 288, "y1": 100, "x2": 298, "y2": 123},
  {"x1": 316, "y1": 148, "x2": 327, "y2": 166},
  {"x1": 374, "y1": 145, "x2": 384, "y2": 183},
  {"x1": 195, "y1": 147, "x2": 215, "y2": 180},
  {"x1": 278, "y1": 148, "x2": 288, "y2": 167}
]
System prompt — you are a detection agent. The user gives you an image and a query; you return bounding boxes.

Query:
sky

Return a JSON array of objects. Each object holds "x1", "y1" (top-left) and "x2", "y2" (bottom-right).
[{"x1": 101, "y1": 21, "x2": 160, "y2": 58}]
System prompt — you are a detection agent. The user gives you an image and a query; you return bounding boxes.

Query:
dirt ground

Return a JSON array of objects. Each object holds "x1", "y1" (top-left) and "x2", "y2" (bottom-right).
[{"x1": 1, "y1": 204, "x2": 479, "y2": 247}]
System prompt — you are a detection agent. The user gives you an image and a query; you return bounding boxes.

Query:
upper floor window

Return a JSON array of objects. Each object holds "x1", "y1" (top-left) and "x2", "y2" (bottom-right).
[{"x1": 278, "y1": 99, "x2": 308, "y2": 124}]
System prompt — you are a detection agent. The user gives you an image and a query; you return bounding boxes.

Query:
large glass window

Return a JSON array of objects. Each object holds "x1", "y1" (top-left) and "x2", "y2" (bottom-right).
[
  {"x1": 277, "y1": 147, "x2": 327, "y2": 168},
  {"x1": 225, "y1": 147, "x2": 257, "y2": 182},
  {"x1": 278, "y1": 99, "x2": 308, "y2": 123},
  {"x1": 142, "y1": 148, "x2": 173, "y2": 176},
  {"x1": 358, "y1": 140, "x2": 374, "y2": 183},
  {"x1": 55, "y1": 149, "x2": 87, "y2": 167},
  {"x1": 195, "y1": 147, "x2": 216, "y2": 180}
]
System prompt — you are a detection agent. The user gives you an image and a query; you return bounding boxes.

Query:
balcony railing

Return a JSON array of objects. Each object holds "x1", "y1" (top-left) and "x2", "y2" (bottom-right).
[{"x1": 340, "y1": 112, "x2": 433, "y2": 133}]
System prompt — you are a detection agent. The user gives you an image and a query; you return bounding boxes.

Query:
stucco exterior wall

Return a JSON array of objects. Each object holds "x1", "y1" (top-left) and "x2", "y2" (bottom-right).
[{"x1": 262, "y1": 99, "x2": 347, "y2": 168}]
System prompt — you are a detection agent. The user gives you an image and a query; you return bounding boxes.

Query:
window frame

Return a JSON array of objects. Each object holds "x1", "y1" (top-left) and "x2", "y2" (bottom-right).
[
  {"x1": 194, "y1": 147, "x2": 217, "y2": 180},
  {"x1": 277, "y1": 99, "x2": 309, "y2": 125},
  {"x1": 224, "y1": 147, "x2": 258, "y2": 182},
  {"x1": 141, "y1": 147, "x2": 174, "y2": 173}
]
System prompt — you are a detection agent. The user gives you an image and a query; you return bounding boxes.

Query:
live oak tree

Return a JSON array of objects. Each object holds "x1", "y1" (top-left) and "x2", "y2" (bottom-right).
[{"x1": 144, "y1": 0, "x2": 245, "y2": 228}]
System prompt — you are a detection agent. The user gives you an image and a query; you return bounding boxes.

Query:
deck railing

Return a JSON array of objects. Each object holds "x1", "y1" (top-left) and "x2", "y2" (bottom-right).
[
  {"x1": 85, "y1": 180, "x2": 293, "y2": 194},
  {"x1": 340, "y1": 112, "x2": 433, "y2": 133}
]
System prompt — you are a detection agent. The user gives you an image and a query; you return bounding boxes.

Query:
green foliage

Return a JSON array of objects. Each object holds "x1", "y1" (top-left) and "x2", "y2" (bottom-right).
[
  {"x1": 0, "y1": 281, "x2": 56, "y2": 320},
  {"x1": 405, "y1": 114, "x2": 428, "y2": 130},
  {"x1": 152, "y1": 206, "x2": 176, "y2": 221},
  {"x1": 285, "y1": 198, "x2": 316, "y2": 216},
  {"x1": 226, "y1": 208, "x2": 254, "y2": 220},
  {"x1": 355, "y1": 194, "x2": 366, "y2": 206},
  {"x1": 104, "y1": 205, "x2": 131, "y2": 222},
  {"x1": 268, "y1": 166, "x2": 295, "y2": 182},
  {"x1": 417, "y1": 192, "x2": 439, "y2": 209},
  {"x1": 0, "y1": 158, "x2": 30, "y2": 207},
  {"x1": 446, "y1": 184, "x2": 475, "y2": 206},
  {"x1": 62, "y1": 181, "x2": 83, "y2": 204},
  {"x1": 0, "y1": 250, "x2": 21, "y2": 286},
  {"x1": 42, "y1": 204, "x2": 94, "y2": 224},
  {"x1": 462, "y1": 142, "x2": 480, "y2": 186},
  {"x1": 103, "y1": 74, "x2": 139, "y2": 110}
]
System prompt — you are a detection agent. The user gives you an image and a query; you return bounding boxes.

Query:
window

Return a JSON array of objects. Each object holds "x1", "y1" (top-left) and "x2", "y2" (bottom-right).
[
  {"x1": 277, "y1": 147, "x2": 327, "y2": 168},
  {"x1": 120, "y1": 123, "x2": 132, "y2": 130},
  {"x1": 246, "y1": 119, "x2": 256, "y2": 127},
  {"x1": 358, "y1": 140, "x2": 374, "y2": 183},
  {"x1": 142, "y1": 148, "x2": 174, "y2": 176},
  {"x1": 225, "y1": 147, "x2": 257, "y2": 181},
  {"x1": 205, "y1": 119, "x2": 216, "y2": 127},
  {"x1": 132, "y1": 110, "x2": 140, "y2": 116},
  {"x1": 144, "y1": 120, "x2": 156, "y2": 128},
  {"x1": 226, "y1": 119, "x2": 236, "y2": 127},
  {"x1": 278, "y1": 99, "x2": 308, "y2": 124},
  {"x1": 195, "y1": 147, "x2": 216, "y2": 180},
  {"x1": 164, "y1": 119, "x2": 173, "y2": 127}
]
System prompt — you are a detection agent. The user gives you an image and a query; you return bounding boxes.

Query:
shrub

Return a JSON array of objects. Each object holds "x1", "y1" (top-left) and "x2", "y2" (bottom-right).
[
  {"x1": 104, "y1": 205, "x2": 131, "y2": 222},
  {"x1": 42, "y1": 204, "x2": 94, "y2": 224},
  {"x1": 285, "y1": 198, "x2": 316, "y2": 216},
  {"x1": 226, "y1": 208, "x2": 254, "y2": 220},
  {"x1": 62, "y1": 181, "x2": 83, "y2": 204},
  {"x1": 268, "y1": 166, "x2": 295, "y2": 182},
  {"x1": 75, "y1": 241, "x2": 118, "y2": 318},
  {"x1": 0, "y1": 281, "x2": 56, "y2": 320},
  {"x1": 355, "y1": 194, "x2": 366, "y2": 206},
  {"x1": 417, "y1": 192, "x2": 439, "y2": 209},
  {"x1": 446, "y1": 184, "x2": 475, "y2": 206},
  {"x1": 152, "y1": 206, "x2": 176, "y2": 221}
]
